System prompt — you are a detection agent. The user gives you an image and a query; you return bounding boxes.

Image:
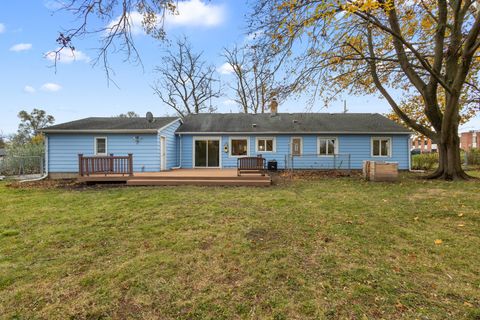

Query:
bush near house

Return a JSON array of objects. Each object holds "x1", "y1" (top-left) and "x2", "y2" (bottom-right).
[
  {"x1": 1, "y1": 173, "x2": 479, "y2": 319},
  {"x1": 465, "y1": 148, "x2": 480, "y2": 166},
  {"x1": 0, "y1": 137, "x2": 44, "y2": 176},
  {"x1": 411, "y1": 153, "x2": 439, "y2": 171}
]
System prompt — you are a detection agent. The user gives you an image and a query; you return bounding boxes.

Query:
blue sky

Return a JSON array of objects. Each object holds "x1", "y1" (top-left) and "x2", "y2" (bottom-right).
[{"x1": 1, "y1": 0, "x2": 479, "y2": 135}]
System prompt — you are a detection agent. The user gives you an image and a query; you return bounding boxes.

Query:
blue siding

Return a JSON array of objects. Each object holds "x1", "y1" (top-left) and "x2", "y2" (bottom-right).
[
  {"x1": 47, "y1": 119, "x2": 182, "y2": 173},
  {"x1": 178, "y1": 134, "x2": 410, "y2": 170},
  {"x1": 158, "y1": 119, "x2": 182, "y2": 170},
  {"x1": 47, "y1": 133, "x2": 160, "y2": 173}
]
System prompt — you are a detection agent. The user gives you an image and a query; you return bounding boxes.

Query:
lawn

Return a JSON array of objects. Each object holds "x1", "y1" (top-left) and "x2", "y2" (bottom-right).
[{"x1": 0, "y1": 173, "x2": 479, "y2": 319}]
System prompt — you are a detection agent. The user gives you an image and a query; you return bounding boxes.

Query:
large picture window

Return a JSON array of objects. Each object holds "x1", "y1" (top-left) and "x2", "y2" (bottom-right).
[
  {"x1": 94, "y1": 137, "x2": 107, "y2": 155},
  {"x1": 230, "y1": 138, "x2": 249, "y2": 156},
  {"x1": 256, "y1": 137, "x2": 275, "y2": 152},
  {"x1": 372, "y1": 137, "x2": 391, "y2": 157},
  {"x1": 318, "y1": 137, "x2": 337, "y2": 156}
]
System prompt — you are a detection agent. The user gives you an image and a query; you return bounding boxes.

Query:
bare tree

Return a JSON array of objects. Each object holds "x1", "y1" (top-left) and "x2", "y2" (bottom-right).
[
  {"x1": 152, "y1": 37, "x2": 221, "y2": 117},
  {"x1": 116, "y1": 111, "x2": 140, "y2": 118},
  {"x1": 223, "y1": 45, "x2": 276, "y2": 113},
  {"x1": 47, "y1": 0, "x2": 180, "y2": 80}
]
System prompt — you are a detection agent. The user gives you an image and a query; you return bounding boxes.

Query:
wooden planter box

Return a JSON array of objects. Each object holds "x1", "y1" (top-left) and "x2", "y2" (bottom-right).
[{"x1": 363, "y1": 161, "x2": 398, "y2": 182}]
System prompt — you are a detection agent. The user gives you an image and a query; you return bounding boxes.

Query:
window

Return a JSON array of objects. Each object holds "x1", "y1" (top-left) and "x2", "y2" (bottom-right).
[
  {"x1": 230, "y1": 138, "x2": 249, "y2": 156},
  {"x1": 372, "y1": 137, "x2": 391, "y2": 157},
  {"x1": 257, "y1": 137, "x2": 275, "y2": 152},
  {"x1": 318, "y1": 137, "x2": 337, "y2": 156},
  {"x1": 95, "y1": 137, "x2": 107, "y2": 155}
]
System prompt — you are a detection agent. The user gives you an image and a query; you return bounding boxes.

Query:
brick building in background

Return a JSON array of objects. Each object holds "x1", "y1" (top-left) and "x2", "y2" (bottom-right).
[
  {"x1": 460, "y1": 130, "x2": 480, "y2": 151},
  {"x1": 411, "y1": 136, "x2": 437, "y2": 153}
]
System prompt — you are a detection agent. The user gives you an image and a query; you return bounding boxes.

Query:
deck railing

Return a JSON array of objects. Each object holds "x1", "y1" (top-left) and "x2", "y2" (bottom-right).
[{"x1": 78, "y1": 154, "x2": 133, "y2": 176}]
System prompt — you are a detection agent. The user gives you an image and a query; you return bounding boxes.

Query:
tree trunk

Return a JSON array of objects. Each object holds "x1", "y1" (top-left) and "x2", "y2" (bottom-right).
[{"x1": 426, "y1": 131, "x2": 470, "y2": 180}]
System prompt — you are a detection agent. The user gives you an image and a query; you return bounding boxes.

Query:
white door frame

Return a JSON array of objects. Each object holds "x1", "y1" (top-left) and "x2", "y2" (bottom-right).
[
  {"x1": 192, "y1": 136, "x2": 222, "y2": 168},
  {"x1": 160, "y1": 135, "x2": 167, "y2": 171}
]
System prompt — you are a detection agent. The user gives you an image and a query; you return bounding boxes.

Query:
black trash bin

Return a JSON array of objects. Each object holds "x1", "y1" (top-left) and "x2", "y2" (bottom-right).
[{"x1": 267, "y1": 160, "x2": 278, "y2": 171}]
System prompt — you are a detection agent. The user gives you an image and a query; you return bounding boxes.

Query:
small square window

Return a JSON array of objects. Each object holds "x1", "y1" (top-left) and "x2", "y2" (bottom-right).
[
  {"x1": 231, "y1": 139, "x2": 248, "y2": 156},
  {"x1": 257, "y1": 138, "x2": 274, "y2": 152},
  {"x1": 318, "y1": 138, "x2": 337, "y2": 155},
  {"x1": 372, "y1": 138, "x2": 390, "y2": 157}
]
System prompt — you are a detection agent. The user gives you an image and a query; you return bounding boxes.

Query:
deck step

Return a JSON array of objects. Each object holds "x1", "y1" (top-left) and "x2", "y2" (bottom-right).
[
  {"x1": 126, "y1": 175, "x2": 268, "y2": 181},
  {"x1": 126, "y1": 179, "x2": 271, "y2": 187}
]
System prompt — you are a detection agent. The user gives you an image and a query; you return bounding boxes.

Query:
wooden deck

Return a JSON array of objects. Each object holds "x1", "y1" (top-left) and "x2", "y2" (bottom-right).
[{"x1": 78, "y1": 168, "x2": 272, "y2": 187}]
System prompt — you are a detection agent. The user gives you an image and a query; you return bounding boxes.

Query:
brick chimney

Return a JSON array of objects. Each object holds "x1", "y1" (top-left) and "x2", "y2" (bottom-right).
[{"x1": 270, "y1": 97, "x2": 278, "y2": 116}]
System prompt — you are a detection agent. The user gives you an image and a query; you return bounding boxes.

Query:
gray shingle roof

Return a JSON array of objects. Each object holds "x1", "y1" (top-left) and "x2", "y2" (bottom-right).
[
  {"x1": 176, "y1": 113, "x2": 411, "y2": 134},
  {"x1": 41, "y1": 117, "x2": 179, "y2": 133}
]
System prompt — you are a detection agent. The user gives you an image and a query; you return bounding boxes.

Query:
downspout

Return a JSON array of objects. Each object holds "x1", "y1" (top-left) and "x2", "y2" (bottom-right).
[
  {"x1": 20, "y1": 134, "x2": 49, "y2": 182},
  {"x1": 408, "y1": 134, "x2": 412, "y2": 171},
  {"x1": 171, "y1": 134, "x2": 182, "y2": 169}
]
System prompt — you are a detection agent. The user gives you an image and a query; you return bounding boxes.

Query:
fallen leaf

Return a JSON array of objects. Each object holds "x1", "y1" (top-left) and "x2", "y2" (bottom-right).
[
  {"x1": 457, "y1": 224, "x2": 465, "y2": 227},
  {"x1": 395, "y1": 302, "x2": 407, "y2": 312},
  {"x1": 434, "y1": 239, "x2": 443, "y2": 245},
  {"x1": 458, "y1": 213, "x2": 464, "y2": 217},
  {"x1": 414, "y1": 216, "x2": 419, "y2": 221},
  {"x1": 464, "y1": 301, "x2": 473, "y2": 307}
]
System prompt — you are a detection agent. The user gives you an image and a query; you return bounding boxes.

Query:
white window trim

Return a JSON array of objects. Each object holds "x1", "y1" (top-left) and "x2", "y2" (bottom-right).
[
  {"x1": 290, "y1": 137, "x2": 303, "y2": 156},
  {"x1": 94, "y1": 136, "x2": 108, "y2": 156},
  {"x1": 371, "y1": 137, "x2": 392, "y2": 157},
  {"x1": 255, "y1": 137, "x2": 276, "y2": 153},
  {"x1": 229, "y1": 136, "x2": 250, "y2": 157},
  {"x1": 317, "y1": 137, "x2": 338, "y2": 157},
  {"x1": 192, "y1": 136, "x2": 222, "y2": 168}
]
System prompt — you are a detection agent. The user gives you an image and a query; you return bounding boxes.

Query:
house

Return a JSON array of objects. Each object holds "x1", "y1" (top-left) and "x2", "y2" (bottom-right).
[
  {"x1": 41, "y1": 111, "x2": 412, "y2": 179},
  {"x1": 460, "y1": 130, "x2": 480, "y2": 151},
  {"x1": 0, "y1": 148, "x2": 6, "y2": 161},
  {"x1": 411, "y1": 136, "x2": 437, "y2": 153}
]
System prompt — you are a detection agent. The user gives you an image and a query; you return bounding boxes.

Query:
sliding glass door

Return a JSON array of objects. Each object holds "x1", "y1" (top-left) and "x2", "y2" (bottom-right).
[{"x1": 194, "y1": 138, "x2": 220, "y2": 167}]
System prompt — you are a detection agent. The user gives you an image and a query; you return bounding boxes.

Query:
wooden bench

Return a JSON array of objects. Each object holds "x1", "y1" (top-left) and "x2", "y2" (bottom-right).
[{"x1": 237, "y1": 156, "x2": 266, "y2": 176}]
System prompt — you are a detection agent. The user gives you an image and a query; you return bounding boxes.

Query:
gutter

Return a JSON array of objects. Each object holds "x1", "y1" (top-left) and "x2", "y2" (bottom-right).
[
  {"x1": 175, "y1": 131, "x2": 412, "y2": 135},
  {"x1": 408, "y1": 134, "x2": 413, "y2": 172},
  {"x1": 20, "y1": 135, "x2": 49, "y2": 183},
  {"x1": 41, "y1": 129, "x2": 159, "y2": 134}
]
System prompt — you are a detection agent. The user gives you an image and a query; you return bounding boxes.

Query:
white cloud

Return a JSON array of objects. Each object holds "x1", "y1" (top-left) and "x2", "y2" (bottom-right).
[
  {"x1": 10, "y1": 43, "x2": 32, "y2": 52},
  {"x1": 107, "y1": 11, "x2": 145, "y2": 36},
  {"x1": 218, "y1": 62, "x2": 234, "y2": 75},
  {"x1": 43, "y1": 0, "x2": 65, "y2": 10},
  {"x1": 0, "y1": 23, "x2": 5, "y2": 34},
  {"x1": 166, "y1": 0, "x2": 225, "y2": 27},
  {"x1": 107, "y1": 0, "x2": 225, "y2": 36},
  {"x1": 45, "y1": 48, "x2": 90, "y2": 64},
  {"x1": 41, "y1": 83, "x2": 62, "y2": 92},
  {"x1": 222, "y1": 99, "x2": 236, "y2": 106},
  {"x1": 23, "y1": 85, "x2": 36, "y2": 94}
]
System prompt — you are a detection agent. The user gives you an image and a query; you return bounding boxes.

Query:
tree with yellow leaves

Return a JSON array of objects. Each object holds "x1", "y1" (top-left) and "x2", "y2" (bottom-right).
[{"x1": 250, "y1": 0, "x2": 480, "y2": 180}]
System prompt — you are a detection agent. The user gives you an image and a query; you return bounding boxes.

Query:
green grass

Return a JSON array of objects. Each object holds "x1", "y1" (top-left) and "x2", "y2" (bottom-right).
[{"x1": 0, "y1": 173, "x2": 479, "y2": 319}]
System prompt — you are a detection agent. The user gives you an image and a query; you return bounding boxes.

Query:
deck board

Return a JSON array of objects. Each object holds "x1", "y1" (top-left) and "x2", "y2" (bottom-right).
[{"x1": 78, "y1": 168, "x2": 272, "y2": 186}]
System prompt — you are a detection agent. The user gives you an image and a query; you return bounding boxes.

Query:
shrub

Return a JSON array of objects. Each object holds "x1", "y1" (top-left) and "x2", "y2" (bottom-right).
[
  {"x1": 465, "y1": 148, "x2": 480, "y2": 165},
  {"x1": 412, "y1": 153, "x2": 438, "y2": 171},
  {"x1": 0, "y1": 137, "x2": 44, "y2": 176}
]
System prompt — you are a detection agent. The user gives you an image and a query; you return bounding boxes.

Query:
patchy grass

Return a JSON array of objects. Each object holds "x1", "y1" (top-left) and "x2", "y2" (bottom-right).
[{"x1": 0, "y1": 173, "x2": 479, "y2": 319}]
